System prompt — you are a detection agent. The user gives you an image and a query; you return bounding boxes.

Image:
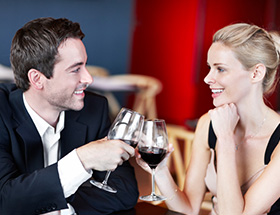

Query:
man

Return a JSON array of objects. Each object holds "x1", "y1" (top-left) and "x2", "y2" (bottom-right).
[{"x1": 0, "y1": 17, "x2": 139, "y2": 215}]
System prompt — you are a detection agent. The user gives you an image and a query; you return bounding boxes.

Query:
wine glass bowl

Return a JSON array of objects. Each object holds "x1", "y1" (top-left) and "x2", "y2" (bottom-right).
[
  {"x1": 138, "y1": 146, "x2": 167, "y2": 169},
  {"x1": 90, "y1": 108, "x2": 144, "y2": 193},
  {"x1": 108, "y1": 109, "x2": 144, "y2": 148},
  {"x1": 138, "y1": 119, "x2": 168, "y2": 201}
]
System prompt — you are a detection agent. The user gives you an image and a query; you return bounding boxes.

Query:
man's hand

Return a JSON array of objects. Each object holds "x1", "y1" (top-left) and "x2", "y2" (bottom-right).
[{"x1": 76, "y1": 137, "x2": 135, "y2": 171}]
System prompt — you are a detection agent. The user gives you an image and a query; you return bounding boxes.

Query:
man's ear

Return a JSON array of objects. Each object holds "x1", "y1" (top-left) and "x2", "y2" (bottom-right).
[
  {"x1": 251, "y1": 63, "x2": 266, "y2": 83},
  {"x1": 27, "y1": 69, "x2": 45, "y2": 90}
]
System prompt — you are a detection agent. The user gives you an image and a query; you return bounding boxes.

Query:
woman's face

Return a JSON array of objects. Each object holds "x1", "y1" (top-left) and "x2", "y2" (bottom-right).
[{"x1": 204, "y1": 42, "x2": 252, "y2": 107}]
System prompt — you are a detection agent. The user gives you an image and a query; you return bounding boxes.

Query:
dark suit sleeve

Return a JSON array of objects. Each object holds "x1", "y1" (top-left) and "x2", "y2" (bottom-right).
[
  {"x1": 67, "y1": 92, "x2": 139, "y2": 215},
  {"x1": 71, "y1": 162, "x2": 139, "y2": 215},
  {"x1": 0, "y1": 114, "x2": 68, "y2": 214}
]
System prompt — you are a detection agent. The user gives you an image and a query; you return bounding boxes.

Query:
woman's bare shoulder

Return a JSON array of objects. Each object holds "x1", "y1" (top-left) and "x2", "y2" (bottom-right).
[
  {"x1": 191, "y1": 113, "x2": 211, "y2": 149},
  {"x1": 195, "y1": 112, "x2": 211, "y2": 132}
]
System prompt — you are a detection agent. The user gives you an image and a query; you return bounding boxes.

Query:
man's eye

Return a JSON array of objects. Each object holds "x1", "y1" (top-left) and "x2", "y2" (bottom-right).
[{"x1": 72, "y1": 68, "x2": 80, "y2": 73}]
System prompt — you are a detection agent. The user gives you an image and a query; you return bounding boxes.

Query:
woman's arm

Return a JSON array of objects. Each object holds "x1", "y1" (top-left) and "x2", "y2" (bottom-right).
[
  {"x1": 137, "y1": 113, "x2": 211, "y2": 214},
  {"x1": 182, "y1": 113, "x2": 212, "y2": 213},
  {"x1": 243, "y1": 145, "x2": 280, "y2": 214},
  {"x1": 216, "y1": 137, "x2": 244, "y2": 214},
  {"x1": 209, "y1": 103, "x2": 244, "y2": 214}
]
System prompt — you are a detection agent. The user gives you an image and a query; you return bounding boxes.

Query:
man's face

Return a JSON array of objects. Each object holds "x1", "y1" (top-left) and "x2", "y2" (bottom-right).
[{"x1": 43, "y1": 38, "x2": 93, "y2": 112}]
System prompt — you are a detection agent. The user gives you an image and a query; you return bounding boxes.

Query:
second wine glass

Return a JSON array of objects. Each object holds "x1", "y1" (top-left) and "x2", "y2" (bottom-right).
[
  {"x1": 90, "y1": 108, "x2": 144, "y2": 193},
  {"x1": 138, "y1": 119, "x2": 168, "y2": 201}
]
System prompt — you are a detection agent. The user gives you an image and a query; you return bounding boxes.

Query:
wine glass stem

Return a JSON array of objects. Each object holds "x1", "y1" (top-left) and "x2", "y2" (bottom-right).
[
  {"x1": 102, "y1": 170, "x2": 112, "y2": 185},
  {"x1": 151, "y1": 168, "x2": 156, "y2": 196}
]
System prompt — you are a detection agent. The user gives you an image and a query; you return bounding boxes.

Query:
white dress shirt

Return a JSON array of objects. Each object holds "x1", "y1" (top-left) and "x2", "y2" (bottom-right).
[{"x1": 23, "y1": 95, "x2": 92, "y2": 215}]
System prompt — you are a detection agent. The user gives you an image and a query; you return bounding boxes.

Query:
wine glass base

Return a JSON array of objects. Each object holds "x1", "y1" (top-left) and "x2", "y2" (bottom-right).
[
  {"x1": 90, "y1": 179, "x2": 117, "y2": 193},
  {"x1": 139, "y1": 194, "x2": 166, "y2": 202}
]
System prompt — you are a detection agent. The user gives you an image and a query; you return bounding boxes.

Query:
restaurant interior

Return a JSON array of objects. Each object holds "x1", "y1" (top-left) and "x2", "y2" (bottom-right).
[{"x1": 0, "y1": 0, "x2": 279, "y2": 214}]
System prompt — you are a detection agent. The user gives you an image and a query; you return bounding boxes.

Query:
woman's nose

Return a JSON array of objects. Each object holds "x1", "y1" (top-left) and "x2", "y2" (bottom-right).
[{"x1": 204, "y1": 71, "x2": 215, "y2": 85}]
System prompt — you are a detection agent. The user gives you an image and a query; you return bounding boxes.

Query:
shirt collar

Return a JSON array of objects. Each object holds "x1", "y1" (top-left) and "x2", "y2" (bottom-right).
[{"x1": 23, "y1": 94, "x2": 65, "y2": 137}]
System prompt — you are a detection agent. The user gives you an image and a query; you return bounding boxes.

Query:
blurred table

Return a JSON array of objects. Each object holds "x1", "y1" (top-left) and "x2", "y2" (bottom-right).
[
  {"x1": 110, "y1": 202, "x2": 210, "y2": 215},
  {"x1": 88, "y1": 74, "x2": 162, "y2": 120}
]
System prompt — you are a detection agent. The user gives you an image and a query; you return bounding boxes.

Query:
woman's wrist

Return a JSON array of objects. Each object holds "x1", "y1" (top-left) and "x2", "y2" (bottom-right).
[{"x1": 155, "y1": 165, "x2": 170, "y2": 178}]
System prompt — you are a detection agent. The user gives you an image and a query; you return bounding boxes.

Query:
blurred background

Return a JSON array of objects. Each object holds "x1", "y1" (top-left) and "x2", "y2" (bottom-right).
[{"x1": 0, "y1": 0, "x2": 279, "y2": 127}]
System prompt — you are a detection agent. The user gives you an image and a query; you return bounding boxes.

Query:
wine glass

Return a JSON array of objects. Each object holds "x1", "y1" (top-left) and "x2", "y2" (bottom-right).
[
  {"x1": 138, "y1": 119, "x2": 168, "y2": 201},
  {"x1": 90, "y1": 107, "x2": 144, "y2": 193}
]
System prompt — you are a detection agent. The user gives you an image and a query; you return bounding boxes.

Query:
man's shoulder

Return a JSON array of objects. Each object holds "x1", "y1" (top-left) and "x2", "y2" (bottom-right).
[
  {"x1": 0, "y1": 83, "x2": 19, "y2": 117},
  {"x1": 0, "y1": 83, "x2": 17, "y2": 94},
  {"x1": 0, "y1": 83, "x2": 18, "y2": 102},
  {"x1": 84, "y1": 90, "x2": 108, "y2": 105}
]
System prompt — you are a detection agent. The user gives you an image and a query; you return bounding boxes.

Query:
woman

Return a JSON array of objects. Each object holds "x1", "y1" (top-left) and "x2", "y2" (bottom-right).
[{"x1": 136, "y1": 23, "x2": 280, "y2": 215}]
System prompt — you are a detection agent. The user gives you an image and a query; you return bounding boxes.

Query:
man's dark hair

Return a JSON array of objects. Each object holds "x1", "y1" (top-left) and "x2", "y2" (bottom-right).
[{"x1": 10, "y1": 17, "x2": 85, "y2": 91}]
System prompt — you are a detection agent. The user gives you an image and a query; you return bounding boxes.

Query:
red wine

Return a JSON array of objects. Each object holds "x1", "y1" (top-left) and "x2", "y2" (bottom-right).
[
  {"x1": 138, "y1": 146, "x2": 167, "y2": 169},
  {"x1": 120, "y1": 139, "x2": 138, "y2": 148}
]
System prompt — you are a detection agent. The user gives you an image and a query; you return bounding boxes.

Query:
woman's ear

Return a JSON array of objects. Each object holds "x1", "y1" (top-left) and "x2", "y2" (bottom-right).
[
  {"x1": 251, "y1": 63, "x2": 266, "y2": 83},
  {"x1": 27, "y1": 69, "x2": 45, "y2": 90}
]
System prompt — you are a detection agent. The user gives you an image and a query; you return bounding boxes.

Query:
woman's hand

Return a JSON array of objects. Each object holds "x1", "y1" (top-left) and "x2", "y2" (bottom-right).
[
  {"x1": 208, "y1": 103, "x2": 240, "y2": 139},
  {"x1": 135, "y1": 144, "x2": 174, "y2": 174}
]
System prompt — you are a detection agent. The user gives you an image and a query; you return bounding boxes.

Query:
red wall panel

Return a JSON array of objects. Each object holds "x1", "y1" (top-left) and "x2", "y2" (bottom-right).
[
  {"x1": 194, "y1": 0, "x2": 270, "y2": 118},
  {"x1": 130, "y1": 0, "x2": 201, "y2": 125},
  {"x1": 130, "y1": 0, "x2": 280, "y2": 126}
]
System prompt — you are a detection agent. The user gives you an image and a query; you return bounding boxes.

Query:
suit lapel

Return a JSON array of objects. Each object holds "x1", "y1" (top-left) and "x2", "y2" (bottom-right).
[
  {"x1": 10, "y1": 89, "x2": 44, "y2": 172},
  {"x1": 60, "y1": 111, "x2": 87, "y2": 158},
  {"x1": 10, "y1": 87, "x2": 88, "y2": 170},
  {"x1": 16, "y1": 122, "x2": 44, "y2": 172}
]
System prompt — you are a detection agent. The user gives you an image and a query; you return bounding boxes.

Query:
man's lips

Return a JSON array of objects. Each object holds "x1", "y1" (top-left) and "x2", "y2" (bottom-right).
[
  {"x1": 74, "y1": 90, "x2": 84, "y2": 95},
  {"x1": 74, "y1": 88, "x2": 86, "y2": 95},
  {"x1": 74, "y1": 84, "x2": 89, "y2": 95}
]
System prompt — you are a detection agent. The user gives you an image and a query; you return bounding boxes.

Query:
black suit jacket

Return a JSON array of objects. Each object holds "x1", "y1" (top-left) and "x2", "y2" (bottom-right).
[{"x1": 0, "y1": 83, "x2": 139, "y2": 215}]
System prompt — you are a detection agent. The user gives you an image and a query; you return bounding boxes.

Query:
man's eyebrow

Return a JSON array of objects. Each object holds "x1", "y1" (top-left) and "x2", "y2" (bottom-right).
[{"x1": 66, "y1": 62, "x2": 83, "y2": 71}]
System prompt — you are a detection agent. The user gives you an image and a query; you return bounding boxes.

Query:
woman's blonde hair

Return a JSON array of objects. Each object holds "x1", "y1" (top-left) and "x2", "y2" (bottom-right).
[{"x1": 213, "y1": 23, "x2": 280, "y2": 95}]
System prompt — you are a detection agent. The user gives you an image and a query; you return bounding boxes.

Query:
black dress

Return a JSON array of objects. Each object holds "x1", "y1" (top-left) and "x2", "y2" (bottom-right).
[{"x1": 208, "y1": 122, "x2": 280, "y2": 214}]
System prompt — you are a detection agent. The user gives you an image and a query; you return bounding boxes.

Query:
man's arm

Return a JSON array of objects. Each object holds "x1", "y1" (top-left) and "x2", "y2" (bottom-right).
[
  {"x1": 70, "y1": 161, "x2": 139, "y2": 215},
  {"x1": 65, "y1": 92, "x2": 139, "y2": 214},
  {"x1": 0, "y1": 146, "x2": 68, "y2": 215}
]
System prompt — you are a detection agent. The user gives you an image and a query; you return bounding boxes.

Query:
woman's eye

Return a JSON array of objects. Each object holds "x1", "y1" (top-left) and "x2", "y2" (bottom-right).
[{"x1": 217, "y1": 67, "x2": 225, "y2": 72}]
